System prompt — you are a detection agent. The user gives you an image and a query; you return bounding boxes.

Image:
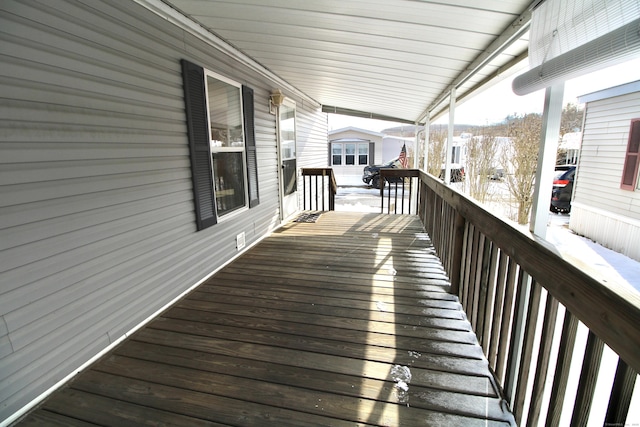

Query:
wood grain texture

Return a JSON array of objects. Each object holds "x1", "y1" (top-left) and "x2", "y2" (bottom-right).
[
  {"x1": 17, "y1": 212, "x2": 514, "y2": 426},
  {"x1": 419, "y1": 171, "x2": 640, "y2": 375}
]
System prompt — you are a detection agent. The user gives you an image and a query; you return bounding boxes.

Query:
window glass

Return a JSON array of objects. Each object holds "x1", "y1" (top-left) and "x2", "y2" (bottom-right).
[
  {"x1": 345, "y1": 143, "x2": 356, "y2": 165},
  {"x1": 212, "y1": 152, "x2": 246, "y2": 216},
  {"x1": 358, "y1": 143, "x2": 369, "y2": 165},
  {"x1": 207, "y1": 76, "x2": 243, "y2": 147},
  {"x1": 206, "y1": 73, "x2": 247, "y2": 215},
  {"x1": 280, "y1": 106, "x2": 296, "y2": 160},
  {"x1": 332, "y1": 143, "x2": 343, "y2": 165}
]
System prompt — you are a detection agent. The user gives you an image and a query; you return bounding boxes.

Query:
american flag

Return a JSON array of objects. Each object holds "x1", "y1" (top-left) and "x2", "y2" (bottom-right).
[{"x1": 399, "y1": 143, "x2": 408, "y2": 168}]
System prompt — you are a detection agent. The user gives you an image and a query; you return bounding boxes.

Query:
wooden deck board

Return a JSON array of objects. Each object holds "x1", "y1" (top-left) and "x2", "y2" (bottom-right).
[{"x1": 17, "y1": 212, "x2": 515, "y2": 426}]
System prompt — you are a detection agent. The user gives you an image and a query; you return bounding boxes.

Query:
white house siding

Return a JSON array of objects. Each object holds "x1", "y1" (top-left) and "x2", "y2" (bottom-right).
[
  {"x1": 0, "y1": 0, "x2": 327, "y2": 422},
  {"x1": 328, "y1": 128, "x2": 383, "y2": 186},
  {"x1": 570, "y1": 90, "x2": 640, "y2": 261}
]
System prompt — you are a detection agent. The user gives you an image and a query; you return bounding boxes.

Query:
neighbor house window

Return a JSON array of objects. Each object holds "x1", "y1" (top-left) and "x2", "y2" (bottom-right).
[
  {"x1": 621, "y1": 119, "x2": 640, "y2": 191},
  {"x1": 181, "y1": 59, "x2": 259, "y2": 230},
  {"x1": 330, "y1": 141, "x2": 370, "y2": 166},
  {"x1": 358, "y1": 143, "x2": 369, "y2": 165},
  {"x1": 332, "y1": 143, "x2": 343, "y2": 165},
  {"x1": 345, "y1": 143, "x2": 356, "y2": 165}
]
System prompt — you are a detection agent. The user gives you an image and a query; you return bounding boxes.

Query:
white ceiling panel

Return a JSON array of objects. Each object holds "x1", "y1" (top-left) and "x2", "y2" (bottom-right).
[{"x1": 160, "y1": 0, "x2": 534, "y2": 122}]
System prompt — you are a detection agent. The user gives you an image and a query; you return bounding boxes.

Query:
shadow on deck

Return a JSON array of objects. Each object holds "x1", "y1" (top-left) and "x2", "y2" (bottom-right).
[{"x1": 17, "y1": 212, "x2": 514, "y2": 426}]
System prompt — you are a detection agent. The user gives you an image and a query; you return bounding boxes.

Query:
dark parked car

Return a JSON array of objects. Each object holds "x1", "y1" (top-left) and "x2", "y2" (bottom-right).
[
  {"x1": 550, "y1": 165, "x2": 576, "y2": 213},
  {"x1": 439, "y1": 164, "x2": 465, "y2": 182},
  {"x1": 362, "y1": 158, "x2": 401, "y2": 189}
]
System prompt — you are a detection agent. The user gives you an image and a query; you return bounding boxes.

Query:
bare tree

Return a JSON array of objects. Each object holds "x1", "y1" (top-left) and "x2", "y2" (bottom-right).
[
  {"x1": 427, "y1": 128, "x2": 447, "y2": 177},
  {"x1": 502, "y1": 113, "x2": 542, "y2": 224},
  {"x1": 466, "y1": 127, "x2": 498, "y2": 203},
  {"x1": 560, "y1": 103, "x2": 584, "y2": 135},
  {"x1": 557, "y1": 103, "x2": 584, "y2": 164}
]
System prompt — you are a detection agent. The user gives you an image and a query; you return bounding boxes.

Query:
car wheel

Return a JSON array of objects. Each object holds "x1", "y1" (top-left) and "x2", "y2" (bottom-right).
[{"x1": 372, "y1": 177, "x2": 384, "y2": 189}]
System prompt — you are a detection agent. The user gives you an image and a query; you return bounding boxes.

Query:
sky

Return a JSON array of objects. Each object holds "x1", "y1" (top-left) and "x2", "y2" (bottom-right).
[{"x1": 328, "y1": 56, "x2": 640, "y2": 132}]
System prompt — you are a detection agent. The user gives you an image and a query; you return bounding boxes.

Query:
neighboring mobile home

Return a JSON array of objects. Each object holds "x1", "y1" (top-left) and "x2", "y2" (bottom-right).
[
  {"x1": 328, "y1": 127, "x2": 382, "y2": 185},
  {"x1": 328, "y1": 127, "x2": 415, "y2": 186},
  {"x1": 0, "y1": 1, "x2": 327, "y2": 420},
  {"x1": 570, "y1": 80, "x2": 640, "y2": 262}
]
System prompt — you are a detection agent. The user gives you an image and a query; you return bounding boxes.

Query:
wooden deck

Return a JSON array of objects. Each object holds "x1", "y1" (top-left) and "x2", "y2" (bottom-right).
[{"x1": 17, "y1": 212, "x2": 515, "y2": 426}]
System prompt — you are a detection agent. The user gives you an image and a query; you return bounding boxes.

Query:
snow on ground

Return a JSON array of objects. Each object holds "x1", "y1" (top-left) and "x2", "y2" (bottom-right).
[{"x1": 547, "y1": 213, "x2": 640, "y2": 295}]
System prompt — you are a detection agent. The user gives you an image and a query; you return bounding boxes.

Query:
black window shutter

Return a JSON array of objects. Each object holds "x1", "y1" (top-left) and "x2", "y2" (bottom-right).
[
  {"x1": 243, "y1": 85, "x2": 260, "y2": 208},
  {"x1": 181, "y1": 59, "x2": 217, "y2": 230},
  {"x1": 369, "y1": 142, "x2": 375, "y2": 165}
]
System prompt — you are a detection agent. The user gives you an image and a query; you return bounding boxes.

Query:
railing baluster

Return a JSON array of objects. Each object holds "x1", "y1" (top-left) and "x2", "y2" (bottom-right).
[
  {"x1": 321, "y1": 174, "x2": 325, "y2": 211},
  {"x1": 571, "y1": 331, "x2": 605, "y2": 427},
  {"x1": 480, "y1": 240, "x2": 499, "y2": 352},
  {"x1": 449, "y1": 212, "x2": 466, "y2": 297},
  {"x1": 302, "y1": 175, "x2": 306, "y2": 210},
  {"x1": 504, "y1": 269, "x2": 533, "y2": 409},
  {"x1": 605, "y1": 360, "x2": 637, "y2": 425},
  {"x1": 461, "y1": 223, "x2": 474, "y2": 305},
  {"x1": 527, "y1": 292, "x2": 560, "y2": 426},
  {"x1": 496, "y1": 259, "x2": 517, "y2": 385},
  {"x1": 314, "y1": 175, "x2": 318, "y2": 209},
  {"x1": 300, "y1": 168, "x2": 337, "y2": 212},
  {"x1": 488, "y1": 251, "x2": 508, "y2": 370},
  {"x1": 546, "y1": 310, "x2": 579, "y2": 427},
  {"x1": 467, "y1": 227, "x2": 481, "y2": 327},
  {"x1": 513, "y1": 280, "x2": 543, "y2": 424}
]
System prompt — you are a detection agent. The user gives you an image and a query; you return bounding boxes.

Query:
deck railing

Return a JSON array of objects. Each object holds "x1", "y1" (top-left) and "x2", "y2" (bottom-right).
[
  {"x1": 301, "y1": 168, "x2": 337, "y2": 211},
  {"x1": 416, "y1": 170, "x2": 640, "y2": 426},
  {"x1": 379, "y1": 168, "x2": 420, "y2": 214}
]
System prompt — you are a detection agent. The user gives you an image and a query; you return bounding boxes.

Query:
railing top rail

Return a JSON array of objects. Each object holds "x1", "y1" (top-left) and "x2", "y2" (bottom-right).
[
  {"x1": 419, "y1": 171, "x2": 640, "y2": 374},
  {"x1": 380, "y1": 168, "x2": 421, "y2": 178},
  {"x1": 302, "y1": 168, "x2": 333, "y2": 176},
  {"x1": 301, "y1": 168, "x2": 337, "y2": 195}
]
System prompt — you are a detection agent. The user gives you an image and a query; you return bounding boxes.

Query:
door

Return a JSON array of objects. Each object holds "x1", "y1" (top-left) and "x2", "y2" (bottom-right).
[{"x1": 278, "y1": 100, "x2": 298, "y2": 219}]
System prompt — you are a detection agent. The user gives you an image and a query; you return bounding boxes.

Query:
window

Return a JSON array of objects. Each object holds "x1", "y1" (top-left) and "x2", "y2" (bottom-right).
[
  {"x1": 181, "y1": 59, "x2": 259, "y2": 230},
  {"x1": 358, "y1": 143, "x2": 369, "y2": 165},
  {"x1": 621, "y1": 119, "x2": 640, "y2": 191},
  {"x1": 330, "y1": 141, "x2": 370, "y2": 166},
  {"x1": 332, "y1": 143, "x2": 342, "y2": 165}
]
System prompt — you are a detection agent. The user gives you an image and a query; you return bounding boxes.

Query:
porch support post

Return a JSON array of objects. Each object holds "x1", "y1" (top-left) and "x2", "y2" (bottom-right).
[
  {"x1": 530, "y1": 83, "x2": 564, "y2": 238},
  {"x1": 423, "y1": 113, "x2": 430, "y2": 173},
  {"x1": 411, "y1": 121, "x2": 421, "y2": 212},
  {"x1": 414, "y1": 122, "x2": 420, "y2": 169},
  {"x1": 505, "y1": 83, "x2": 564, "y2": 418},
  {"x1": 444, "y1": 88, "x2": 456, "y2": 184}
]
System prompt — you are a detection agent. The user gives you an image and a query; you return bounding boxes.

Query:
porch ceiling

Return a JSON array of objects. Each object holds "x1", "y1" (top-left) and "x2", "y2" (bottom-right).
[{"x1": 159, "y1": 0, "x2": 533, "y2": 123}]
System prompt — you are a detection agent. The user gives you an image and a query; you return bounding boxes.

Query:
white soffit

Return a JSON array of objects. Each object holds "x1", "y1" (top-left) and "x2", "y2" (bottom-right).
[{"x1": 158, "y1": 0, "x2": 534, "y2": 123}]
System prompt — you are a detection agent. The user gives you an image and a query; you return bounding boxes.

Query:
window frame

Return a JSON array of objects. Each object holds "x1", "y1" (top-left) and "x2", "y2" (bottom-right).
[
  {"x1": 357, "y1": 143, "x2": 369, "y2": 165},
  {"x1": 203, "y1": 69, "x2": 249, "y2": 219},
  {"x1": 330, "y1": 141, "x2": 370, "y2": 166},
  {"x1": 331, "y1": 143, "x2": 343, "y2": 166}
]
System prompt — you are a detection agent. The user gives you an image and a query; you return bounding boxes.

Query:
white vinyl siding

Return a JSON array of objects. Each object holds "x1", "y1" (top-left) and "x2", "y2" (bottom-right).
[
  {"x1": 570, "y1": 88, "x2": 640, "y2": 261},
  {"x1": 0, "y1": 0, "x2": 327, "y2": 421},
  {"x1": 572, "y1": 91, "x2": 640, "y2": 218}
]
